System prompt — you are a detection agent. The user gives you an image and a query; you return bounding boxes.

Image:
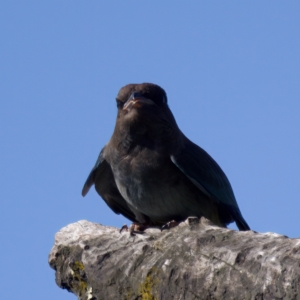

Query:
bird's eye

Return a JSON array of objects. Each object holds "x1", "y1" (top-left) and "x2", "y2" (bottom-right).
[{"x1": 116, "y1": 99, "x2": 123, "y2": 109}]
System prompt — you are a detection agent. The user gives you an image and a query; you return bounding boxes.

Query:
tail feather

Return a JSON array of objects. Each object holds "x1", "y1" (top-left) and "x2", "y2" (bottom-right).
[{"x1": 236, "y1": 216, "x2": 250, "y2": 231}]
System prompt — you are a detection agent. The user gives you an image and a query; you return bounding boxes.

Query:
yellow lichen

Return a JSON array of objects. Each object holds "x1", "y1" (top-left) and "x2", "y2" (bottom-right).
[
  {"x1": 139, "y1": 267, "x2": 158, "y2": 300},
  {"x1": 153, "y1": 241, "x2": 164, "y2": 250},
  {"x1": 69, "y1": 261, "x2": 87, "y2": 296},
  {"x1": 74, "y1": 261, "x2": 85, "y2": 270}
]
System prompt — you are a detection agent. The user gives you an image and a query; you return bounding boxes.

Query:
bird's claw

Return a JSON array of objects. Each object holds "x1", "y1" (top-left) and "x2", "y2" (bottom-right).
[
  {"x1": 119, "y1": 224, "x2": 129, "y2": 233},
  {"x1": 161, "y1": 220, "x2": 179, "y2": 231},
  {"x1": 119, "y1": 223, "x2": 146, "y2": 236}
]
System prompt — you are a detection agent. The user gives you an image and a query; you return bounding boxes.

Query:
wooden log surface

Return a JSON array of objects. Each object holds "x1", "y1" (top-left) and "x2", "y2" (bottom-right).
[{"x1": 48, "y1": 218, "x2": 300, "y2": 300}]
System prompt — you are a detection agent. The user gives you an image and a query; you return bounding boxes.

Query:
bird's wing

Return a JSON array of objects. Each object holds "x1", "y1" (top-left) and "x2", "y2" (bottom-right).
[
  {"x1": 170, "y1": 137, "x2": 250, "y2": 230},
  {"x1": 82, "y1": 147, "x2": 137, "y2": 222},
  {"x1": 81, "y1": 147, "x2": 106, "y2": 197}
]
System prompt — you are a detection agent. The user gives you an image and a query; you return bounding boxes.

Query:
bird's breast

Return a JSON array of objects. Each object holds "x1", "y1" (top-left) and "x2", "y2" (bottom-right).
[
  {"x1": 107, "y1": 146, "x2": 205, "y2": 222},
  {"x1": 110, "y1": 148, "x2": 175, "y2": 205}
]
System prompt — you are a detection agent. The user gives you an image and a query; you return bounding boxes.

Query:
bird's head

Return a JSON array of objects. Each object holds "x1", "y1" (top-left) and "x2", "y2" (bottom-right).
[
  {"x1": 115, "y1": 83, "x2": 168, "y2": 116},
  {"x1": 111, "y1": 83, "x2": 180, "y2": 147}
]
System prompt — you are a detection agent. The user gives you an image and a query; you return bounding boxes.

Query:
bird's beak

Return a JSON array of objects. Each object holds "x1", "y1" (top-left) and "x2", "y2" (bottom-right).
[{"x1": 123, "y1": 92, "x2": 154, "y2": 111}]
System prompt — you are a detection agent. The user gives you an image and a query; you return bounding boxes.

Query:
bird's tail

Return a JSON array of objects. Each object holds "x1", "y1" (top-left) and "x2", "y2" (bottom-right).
[
  {"x1": 229, "y1": 206, "x2": 250, "y2": 231},
  {"x1": 236, "y1": 215, "x2": 250, "y2": 231}
]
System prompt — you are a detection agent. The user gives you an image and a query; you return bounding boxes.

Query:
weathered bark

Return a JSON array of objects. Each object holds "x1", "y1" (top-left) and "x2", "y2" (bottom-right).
[{"x1": 48, "y1": 218, "x2": 300, "y2": 300}]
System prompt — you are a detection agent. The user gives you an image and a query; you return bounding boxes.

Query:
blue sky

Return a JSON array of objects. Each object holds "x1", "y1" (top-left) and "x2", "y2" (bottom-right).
[{"x1": 1, "y1": 2, "x2": 300, "y2": 299}]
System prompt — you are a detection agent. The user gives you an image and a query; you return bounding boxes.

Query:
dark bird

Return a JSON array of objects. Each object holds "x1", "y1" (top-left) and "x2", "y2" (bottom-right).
[{"x1": 82, "y1": 83, "x2": 250, "y2": 231}]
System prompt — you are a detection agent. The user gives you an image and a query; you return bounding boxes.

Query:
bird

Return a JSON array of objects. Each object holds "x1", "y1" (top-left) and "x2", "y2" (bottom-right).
[{"x1": 82, "y1": 83, "x2": 250, "y2": 231}]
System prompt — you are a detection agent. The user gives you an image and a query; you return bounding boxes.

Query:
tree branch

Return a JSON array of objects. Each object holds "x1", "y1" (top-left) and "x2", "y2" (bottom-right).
[{"x1": 48, "y1": 218, "x2": 300, "y2": 300}]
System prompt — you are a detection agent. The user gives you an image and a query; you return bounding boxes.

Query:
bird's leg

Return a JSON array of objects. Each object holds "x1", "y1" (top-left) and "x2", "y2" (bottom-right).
[
  {"x1": 119, "y1": 222, "x2": 149, "y2": 235},
  {"x1": 161, "y1": 220, "x2": 180, "y2": 231},
  {"x1": 119, "y1": 224, "x2": 136, "y2": 236},
  {"x1": 119, "y1": 224, "x2": 129, "y2": 233}
]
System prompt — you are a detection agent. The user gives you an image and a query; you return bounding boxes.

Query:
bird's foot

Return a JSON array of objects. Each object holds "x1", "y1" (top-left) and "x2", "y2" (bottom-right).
[
  {"x1": 119, "y1": 223, "x2": 147, "y2": 236},
  {"x1": 119, "y1": 224, "x2": 129, "y2": 233},
  {"x1": 161, "y1": 220, "x2": 179, "y2": 231}
]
